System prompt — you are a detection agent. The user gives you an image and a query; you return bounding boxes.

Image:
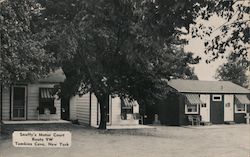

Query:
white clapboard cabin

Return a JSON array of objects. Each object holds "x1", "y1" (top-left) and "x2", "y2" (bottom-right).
[
  {"x1": 156, "y1": 79, "x2": 250, "y2": 125},
  {"x1": 0, "y1": 70, "x2": 65, "y2": 122},
  {"x1": 69, "y1": 93, "x2": 140, "y2": 128}
]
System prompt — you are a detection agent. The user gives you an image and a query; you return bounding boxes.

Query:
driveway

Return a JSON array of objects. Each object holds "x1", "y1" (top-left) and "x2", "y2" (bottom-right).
[{"x1": 0, "y1": 124, "x2": 249, "y2": 157}]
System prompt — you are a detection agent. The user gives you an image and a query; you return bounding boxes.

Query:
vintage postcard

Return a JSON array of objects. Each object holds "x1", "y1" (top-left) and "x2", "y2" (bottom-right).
[{"x1": 0, "y1": 0, "x2": 250, "y2": 157}]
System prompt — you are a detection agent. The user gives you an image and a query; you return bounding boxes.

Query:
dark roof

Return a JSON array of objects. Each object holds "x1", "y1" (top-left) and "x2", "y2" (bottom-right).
[
  {"x1": 167, "y1": 79, "x2": 250, "y2": 94},
  {"x1": 38, "y1": 69, "x2": 66, "y2": 83}
]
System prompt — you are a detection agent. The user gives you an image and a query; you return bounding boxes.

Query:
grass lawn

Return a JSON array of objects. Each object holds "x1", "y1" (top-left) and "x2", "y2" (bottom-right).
[{"x1": 0, "y1": 124, "x2": 250, "y2": 157}]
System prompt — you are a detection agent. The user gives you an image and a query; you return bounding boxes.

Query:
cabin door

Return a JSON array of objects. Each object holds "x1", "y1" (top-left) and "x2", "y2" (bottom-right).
[
  {"x1": 61, "y1": 96, "x2": 70, "y2": 120},
  {"x1": 12, "y1": 86, "x2": 26, "y2": 120},
  {"x1": 200, "y1": 95, "x2": 210, "y2": 122},
  {"x1": 224, "y1": 95, "x2": 234, "y2": 122},
  {"x1": 210, "y1": 95, "x2": 224, "y2": 124},
  {"x1": 97, "y1": 96, "x2": 111, "y2": 125}
]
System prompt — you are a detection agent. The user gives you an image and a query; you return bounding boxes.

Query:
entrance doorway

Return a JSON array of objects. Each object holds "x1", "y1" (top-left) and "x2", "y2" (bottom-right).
[
  {"x1": 210, "y1": 95, "x2": 224, "y2": 124},
  {"x1": 61, "y1": 96, "x2": 70, "y2": 120},
  {"x1": 12, "y1": 86, "x2": 26, "y2": 120}
]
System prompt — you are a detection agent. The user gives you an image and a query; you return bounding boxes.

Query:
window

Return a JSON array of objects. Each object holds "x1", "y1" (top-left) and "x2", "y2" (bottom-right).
[
  {"x1": 121, "y1": 107, "x2": 133, "y2": 114},
  {"x1": 235, "y1": 103, "x2": 246, "y2": 113},
  {"x1": 38, "y1": 88, "x2": 56, "y2": 114},
  {"x1": 185, "y1": 104, "x2": 198, "y2": 114},
  {"x1": 121, "y1": 107, "x2": 133, "y2": 120},
  {"x1": 225, "y1": 103, "x2": 230, "y2": 107},
  {"x1": 201, "y1": 104, "x2": 206, "y2": 108},
  {"x1": 121, "y1": 106, "x2": 133, "y2": 114},
  {"x1": 212, "y1": 95, "x2": 222, "y2": 101},
  {"x1": 121, "y1": 99, "x2": 134, "y2": 120}
]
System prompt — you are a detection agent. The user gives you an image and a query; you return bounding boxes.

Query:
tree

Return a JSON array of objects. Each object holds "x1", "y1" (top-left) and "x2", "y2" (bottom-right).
[
  {"x1": 0, "y1": 0, "x2": 56, "y2": 85},
  {"x1": 43, "y1": 0, "x2": 205, "y2": 129},
  {"x1": 37, "y1": 0, "x2": 249, "y2": 129},
  {"x1": 0, "y1": 0, "x2": 54, "y2": 134},
  {"x1": 190, "y1": 0, "x2": 249, "y2": 62},
  {"x1": 215, "y1": 53, "x2": 249, "y2": 87}
]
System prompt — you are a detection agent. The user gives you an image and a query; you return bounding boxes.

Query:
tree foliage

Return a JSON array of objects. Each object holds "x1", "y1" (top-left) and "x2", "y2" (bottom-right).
[
  {"x1": 190, "y1": 0, "x2": 250, "y2": 62},
  {"x1": 37, "y1": 0, "x2": 249, "y2": 129},
  {"x1": 0, "y1": 0, "x2": 56, "y2": 84},
  {"x1": 40, "y1": 0, "x2": 210, "y2": 129},
  {"x1": 215, "y1": 53, "x2": 249, "y2": 87}
]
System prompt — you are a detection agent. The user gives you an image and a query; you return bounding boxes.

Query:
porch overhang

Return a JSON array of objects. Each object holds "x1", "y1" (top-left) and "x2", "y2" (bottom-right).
[
  {"x1": 40, "y1": 88, "x2": 54, "y2": 102},
  {"x1": 235, "y1": 95, "x2": 250, "y2": 105},
  {"x1": 185, "y1": 94, "x2": 204, "y2": 105},
  {"x1": 121, "y1": 98, "x2": 138, "y2": 108}
]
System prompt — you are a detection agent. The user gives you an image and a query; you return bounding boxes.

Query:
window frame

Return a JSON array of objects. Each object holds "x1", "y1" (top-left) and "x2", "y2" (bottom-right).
[
  {"x1": 121, "y1": 107, "x2": 133, "y2": 114},
  {"x1": 235, "y1": 103, "x2": 246, "y2": 113},
  {"x1": 212, "y1": 95, "x2": 222, "y2": 101},
  {"x1": 39, "y1": 88, "x2": 56, "y2": 114},
  {"x1": 185, "y1": 104, "x2": 199, "y2": 114},
  {"x1": 201, "y1": 103, "x2": 207, "y2": 108},
  {"x1": 225, "y1": 103, "x2": 231, "y2": 107},
  {"x1": 120, "y1": 99, "x2": 134, "y2": 120}
]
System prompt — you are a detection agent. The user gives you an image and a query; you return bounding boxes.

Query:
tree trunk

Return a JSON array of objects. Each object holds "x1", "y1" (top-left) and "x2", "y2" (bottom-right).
[{"x1": 97, "y1": 93, "x2": 109, "y2": 130}]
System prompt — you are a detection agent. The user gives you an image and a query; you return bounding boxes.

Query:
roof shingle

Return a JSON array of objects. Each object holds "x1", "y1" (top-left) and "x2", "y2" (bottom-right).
[{"x1": 167, "y1": 79, "x2": 250, "y2": 94}]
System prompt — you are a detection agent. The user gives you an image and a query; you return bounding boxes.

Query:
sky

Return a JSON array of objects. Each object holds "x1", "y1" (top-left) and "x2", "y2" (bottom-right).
[
  {"x1": 183, "y1": 16, "x2": 233, "y2": 81},
  {"x1": 183, "y1": 1, "x2": 250, "y2": 81},
  {"x1": 184, "y1": 38, "x2": 226, "y2": 81}
]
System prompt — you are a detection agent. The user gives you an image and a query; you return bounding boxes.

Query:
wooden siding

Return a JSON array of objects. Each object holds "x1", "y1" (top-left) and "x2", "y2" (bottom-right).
[
  {"x1": 224, "y1": 94, "x2": 234, "y2": 122},
  {"x1": 179, "y1": 95, "x2": 195, "y2": 126},
  {"x1": 234, "y1": 113, "x2": 246, "y2": 123},
  {"x1": 158, "y1": 94, "x2": 180, "y2": 126},
  {"x1": 70, "y1": 93, "x2": 98, "y2": 127},
  {"x1": 75, "y1": 94, "x2": 90, "y2": 125},
  {"x1": 69, "y1": 97, "x2": 77, "y2": 120},
  {"x1": 27, "y1": 84, "x2": 38, "y2": 119},
  {"x1": 70, "y1": 93, "x2": 140, "y2": 127},
  {"x1": 1, "y1": 84, "x2": 61, "y2": 121},
  {"x1": 2, "y1": 87, "x2": 10, "y2": 120},
  {"x1": 90, "y1": 94, "x2": 98, "y2": 127},
  {"x1": 200, "y1": 94, "x2": 210, "y2": 122}
]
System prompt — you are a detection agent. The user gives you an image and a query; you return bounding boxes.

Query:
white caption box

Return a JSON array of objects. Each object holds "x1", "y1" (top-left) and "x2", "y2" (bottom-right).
[{"x1": 12, "y1": 131, "x2": 71, "y2": 148}]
